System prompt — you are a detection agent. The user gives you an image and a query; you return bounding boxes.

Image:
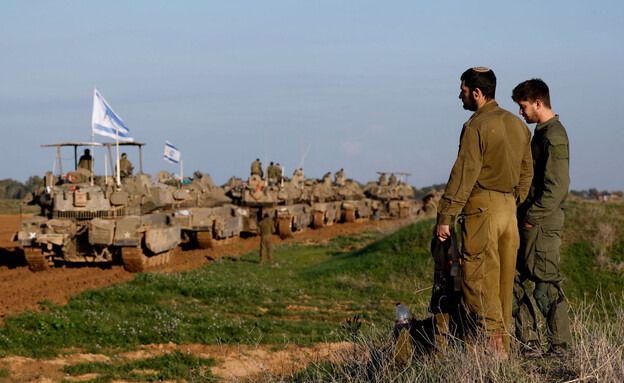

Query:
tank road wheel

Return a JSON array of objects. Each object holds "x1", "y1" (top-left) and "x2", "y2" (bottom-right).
[
  {"x1": 121, "y1": 246, "x2": 146, "y2": 273},
  {"x1": 345, "y1": 209, "x2": 356, "y2": 223},
  {"x1": 278, "y1": 218, "x2": 293, "y2": 239},
  {"x1": 399, "y1": 206, "x2": 410, "y2": 219},
  {"x1": 196, "y1": 231, "x2": 213, "y2": 249},
  {"x1": 313, "y1": 211, "x2": 325, "y2": 229},
  {"x1": 24, "y1": 247, "x2": 50, "y2": 271}
]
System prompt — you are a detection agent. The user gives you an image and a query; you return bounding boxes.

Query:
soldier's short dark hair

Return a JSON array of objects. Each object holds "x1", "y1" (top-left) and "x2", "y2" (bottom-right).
[
  {"x1": 511, "y1": 78, "x2": 552, "y2": 109},
  {"x1": 461, "y1": 67, "x2": 496, "y2": 100}
]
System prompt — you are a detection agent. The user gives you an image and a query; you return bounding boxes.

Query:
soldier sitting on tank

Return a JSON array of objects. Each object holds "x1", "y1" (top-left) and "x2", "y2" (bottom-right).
[
  {"x1": 118, "y1": 153, "x2": 133, "y2": 179},
  {"x1": 322, "y1": 172, "x2": 332, "y2": 185},
  {"x1": 335, "y1": 168, "x2": 345, "y2": 186},
  {"x1": 378, "y1": 173, "x2": 388, "y2": 186},
  {"x1": 389, "y1": 173, "x2": 397, "y2": 185},
  {"x1": 78, "y1": 149, "x2": 93, "y2": 172},
  {"x1": 251, "y1": 158, "x2": 263, "y2": 179}
]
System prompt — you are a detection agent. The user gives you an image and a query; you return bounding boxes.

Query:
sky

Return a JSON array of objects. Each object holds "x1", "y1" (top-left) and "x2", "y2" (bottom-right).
[{"x1": 1, "y1": 1, "x2": 623, "y2": 191}]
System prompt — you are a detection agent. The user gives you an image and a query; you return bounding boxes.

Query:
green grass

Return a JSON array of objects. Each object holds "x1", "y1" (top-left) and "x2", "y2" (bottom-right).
[
  {"x1": 0, "y1": 220, "x2": 436, "y2": 359},
  {"x1": 0, "y1": 198, "x2": 39, "y2": 215},
  {"x1": 63, "y1": 350, "x2": 217, "y2": 382}
]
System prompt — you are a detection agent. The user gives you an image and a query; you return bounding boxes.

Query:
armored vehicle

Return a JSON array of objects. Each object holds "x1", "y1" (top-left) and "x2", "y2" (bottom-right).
[
  {"x1": 363, "y1": 172, "x2": 415, "y2": 219},
  {"x1": 17, "y1": 142, "x2": 180, "y2": 272}
]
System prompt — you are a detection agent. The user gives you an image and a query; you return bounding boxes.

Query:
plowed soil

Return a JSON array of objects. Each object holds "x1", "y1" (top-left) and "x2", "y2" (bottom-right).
[{"x1": 0, "y1": 214, "x2": 420, "y2": 381}]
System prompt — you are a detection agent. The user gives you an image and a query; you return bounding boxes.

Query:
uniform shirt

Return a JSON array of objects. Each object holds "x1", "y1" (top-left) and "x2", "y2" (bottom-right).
[
  {"x1": 258, "y1": 217, "x2": 274, "y2": 237},
  {"x1": 437, "y1": 102, "x2": 533, "y2": 226},
  {"x1": 520, "y1": 115, "x2": 570, "y2": 226}
]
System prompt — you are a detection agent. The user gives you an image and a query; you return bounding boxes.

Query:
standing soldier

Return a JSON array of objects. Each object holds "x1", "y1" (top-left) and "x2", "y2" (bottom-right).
[
  {"x1": 251, "y1": 158, "x2": 263, "y2": 178},
  {"x1": 258, "y1": 212, "x2": 275, "y2": 264},
  {"x1": 378, "y1": 173, "x2": 388, "y2": 186},
  {"x1": 434, "y1": 67, "x2": 533, "y2": 357},
  {"x1": 267, "y1": 162, "x2": 277, "y2": 185},
  {"x1": 335, "y1": 168, "x2": 345, "y2": 186},
  {"x1": 78, "y1": 149, "x2": 93, "y2": 172},
  {"x1": 511, "y1": 79, "x2": 572, "y2": 356},
  {"x1": 421, "y1": 193, "x2": 437, "y2": 216}
]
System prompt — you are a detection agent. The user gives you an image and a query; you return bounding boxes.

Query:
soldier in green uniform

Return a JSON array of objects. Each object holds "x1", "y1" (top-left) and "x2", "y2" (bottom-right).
[
  {"x1": 119, "y1": 153, "x2": 133, "y2": 179},
  {"x1": 421, "y1": 193, "x2": 437, "y2": 216},
  {"x1": 78, "y1": 149, "x2": 93, "y2": 172},
  {"x1": 251, "y1": 158, "x2": 263, "y2": 179},
  {"x1": 511, "y1": 79, "x2": 572, "y2": 356},
  {"x1": 266, "y1": 162, "x2": 277, "y2": 185},
  {"x1": 389, "y1": 173, "x2": 397, "y2": 185},
  {"x1": 434, "y1": 67, "x2": 533, "y2": 356},
  {"x1": 258, "y1": 212, "x2": 275, "y2": 264}
]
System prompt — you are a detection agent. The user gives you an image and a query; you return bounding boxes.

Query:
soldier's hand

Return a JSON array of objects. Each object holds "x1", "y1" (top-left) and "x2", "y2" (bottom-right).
[
  {"x1": 434, "y1": 224, "x2": 451, "y2": 241},
  {"x1": 523, "y1": 221, "x2": 534, "y2": 228}
]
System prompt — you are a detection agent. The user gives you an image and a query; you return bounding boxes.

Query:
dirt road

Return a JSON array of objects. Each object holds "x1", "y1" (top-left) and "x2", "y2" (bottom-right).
[{"x1": 0, "y1": 214, "x2": 417, "y2": 320}]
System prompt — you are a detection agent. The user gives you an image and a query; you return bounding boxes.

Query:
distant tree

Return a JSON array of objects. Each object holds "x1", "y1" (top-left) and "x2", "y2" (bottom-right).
[
  {"x1": 613, "y1": 190, "x2": 624, "y2": 198},
  {"x1": 588, "y1": 188, "x2": 599, "y2": 200}
]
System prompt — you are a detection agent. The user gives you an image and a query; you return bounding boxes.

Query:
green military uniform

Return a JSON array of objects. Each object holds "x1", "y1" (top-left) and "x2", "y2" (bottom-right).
[
  {"x1": 119, "y1": 157, "x2": 133, "y2": 179},
  {"x1": 378, "y1": 173, "x2": 388, "y2": 186},
  {"x1": 389, "y1": 173, "x2": 397, "y2": 185},
  {"x1": 258, "y1": 216, "x2": 274, "y2": 264},
  {"x1": 266, "y1": 163, "x2": 277, "y2": 183},
  {"x1": 78, "y1": 152, "x2": 93, "y2": 172},
  {"x1": 437, "y1": 102, "x2": 533, "y2": 352},
  {"x1": 251, "y1": 159, "x2": 263, "y2": 178},
  {"x1": 513, "y1": 115, "x2": 572, "y2": 349},
  {"x1": 422, "y1": 197, "x2": 437, "y2": 216}
]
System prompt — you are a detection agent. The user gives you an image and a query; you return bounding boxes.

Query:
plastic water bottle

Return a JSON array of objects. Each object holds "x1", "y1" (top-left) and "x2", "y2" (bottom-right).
[{"x1": 396, "y1": 303, "x2": 410, "y2": 324}]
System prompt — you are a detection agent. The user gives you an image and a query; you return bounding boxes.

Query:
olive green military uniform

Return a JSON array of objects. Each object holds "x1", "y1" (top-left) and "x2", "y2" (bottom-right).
[
  {"x1": 513, "y1": 115, "x2": 572, "y2": 349},
  {"x1": 437, "y1": 102, "x2": 533, "y2": 352},
  {"x1": 422, "y1": 198, "x2": 437, "y2": 216},
  {"x1": 378, "y1": 173, "x2": 388, "y2": 186},
  {"x1": 119, "y1": 158, "x2": 133, "y2": 178},
  {"x1": 258, "y1": 216, "x2": 274, "y2": 264},
  {"x1": 389, "y1": 173, "x2": 397, "y2": 185},
  {"x1": 78, "y1": 154, "x2": 93, "y2": 172},
  {"x1": 251, "y1": 159, "x2": 263, "y2": 178},
  {"x1": 267, "y1": 164, "x2": 277, "y2": 183}
]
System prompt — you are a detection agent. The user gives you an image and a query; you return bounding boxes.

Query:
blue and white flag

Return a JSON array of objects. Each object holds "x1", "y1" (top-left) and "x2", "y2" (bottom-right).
[
  {"x1": 164, "y1": 141, "x2": 181, "y2": 164},
  {"x1": 92, "y1": 88, "x2": 133, "y2": 142}
]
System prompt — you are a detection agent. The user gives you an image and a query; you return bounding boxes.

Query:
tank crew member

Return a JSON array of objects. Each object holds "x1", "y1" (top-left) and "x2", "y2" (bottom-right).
[
  {"x1": 119, "y1": 153, "x2": 133, "y2": 179},
  {"x1": 258, "y1": 212, "x2": 275, "y2": 264},
  {"x1": 335, "y1": 168, "x2": 345, "y2": 186},
  {"x1": 78, "y1": 149, "x2": 93, "y2": 171},
  {"x1": 267, "y1": 162, "x2": 277, "y2": 185},
  {"x1": 378, "y1": 173, "x2": 388, "y2": 186},
  {"x1": 434, "y1": 67, "x2": 533, "y2": 356},
  {"x1": 251, "y1": 158, "x2": 263, "y2": 179},
  {"x1": 275, "y1": 163, "x2": 283, "y2": 182},
  {"x1": 511, "y1": 79, "x2": 572, "y2": 356},
  {"x1": 389, "y1": 173, "x2": 397, "y2": 185},
  {"x1": 322, "y1": 172, "x2": 332, "y2": 185}
]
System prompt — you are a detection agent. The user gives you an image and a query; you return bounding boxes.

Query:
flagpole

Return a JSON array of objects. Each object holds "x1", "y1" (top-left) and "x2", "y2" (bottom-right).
[
  {"x1": 90, "y1": 89, "x2": 96, "y2": 186},
  {"x1": 180, "y1": 160, "x2": 183, "y2": 185},
  {"x1": 116, "y1": 129, "x2": 121, "y2": 187}
]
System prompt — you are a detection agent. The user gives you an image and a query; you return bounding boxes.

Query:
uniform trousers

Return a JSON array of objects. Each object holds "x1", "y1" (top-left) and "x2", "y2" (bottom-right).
[
  {"x1": 461, "y1": 189, "x2": 519, "y2": 352},
  {"x1": 259, "y1": 235, "x2": 273, "y2": 264}
]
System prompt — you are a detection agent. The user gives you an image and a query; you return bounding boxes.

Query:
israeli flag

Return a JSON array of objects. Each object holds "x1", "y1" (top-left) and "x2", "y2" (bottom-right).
[
  {"x1": 164, "y1": 141, "x2": 181, "y2": 164},
  {"x1": 92, "y1": 88, "x2": 133, "y2": 142}
]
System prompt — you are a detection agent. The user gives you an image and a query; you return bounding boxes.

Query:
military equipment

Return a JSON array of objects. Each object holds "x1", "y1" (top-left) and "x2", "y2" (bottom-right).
[
  {"x1": 364, "y1": 172, "x2": 415, "y2": 219},
  {"x1": 18, "y1": 142, "x2": 180, "y2": 272}
]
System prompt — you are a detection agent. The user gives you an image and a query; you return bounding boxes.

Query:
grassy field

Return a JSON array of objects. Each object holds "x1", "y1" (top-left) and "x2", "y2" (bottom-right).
[
  {"x1": 0, "y1": 201, "x2": 623, "y2": 381},
  {"x1": 0, "y1": 199, "x2": 39, "y2": 215}
]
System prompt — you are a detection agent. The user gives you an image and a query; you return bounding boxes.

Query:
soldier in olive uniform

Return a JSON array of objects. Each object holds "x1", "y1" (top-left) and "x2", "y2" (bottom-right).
[
  {"x1": 267, "y1": 162, "x2": 277, "y2": 184},
  {"x1": 421, "y1": 193, "x2": 437, "y2": 216},
  {"x1": 78, "y1": 149, "x2": 93, "y2": 172},
  {"x1": 511, "y1": 79, "x2": 571, "y2": 356},
  {"x1": 434, "y1": 67, "x2": 533, "y2": 356},
  {"x1": 258, "y1": 212, "x2": 275, "y2": 264},
  {"x1": 389, "y1": 173, "x2": 397, "y2": 185},
  {"x1": 119, "y1": 153, "x2": 133, "y2": 179},
  {"x1": 251, "y1": 158, "x2": 263, "y2": 178}
]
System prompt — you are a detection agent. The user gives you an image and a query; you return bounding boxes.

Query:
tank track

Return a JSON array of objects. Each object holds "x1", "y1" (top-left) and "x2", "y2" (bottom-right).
[
  {"x1": 121, "y1": 246, "x2": 177, "y2": 273},
  {"x1": 24, "y1": 247, "x2": 50, "y2": 271},
  {"x1": 196, "y1": 231, "x2": 213, "y2": 249},
  {"x1": 277, "y1": 217, "x2": 293, "y2": 239}
]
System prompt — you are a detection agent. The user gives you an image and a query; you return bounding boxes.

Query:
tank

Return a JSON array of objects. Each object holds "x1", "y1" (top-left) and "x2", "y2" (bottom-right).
[
  {"x1": 17, "y1": 142, "x2": 180, "y2": 272},
  {"x1": 363, "y1": 172, "x2": 415, "y2": 219}
]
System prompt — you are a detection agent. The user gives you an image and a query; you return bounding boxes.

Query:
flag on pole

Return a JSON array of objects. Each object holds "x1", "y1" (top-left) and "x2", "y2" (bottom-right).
[
  {"x1": 92, "y1": 88, "x2": 133, "y2": 142},
  {"x1": 164, "y1": 141, "x2": 181, "y2": 164}
]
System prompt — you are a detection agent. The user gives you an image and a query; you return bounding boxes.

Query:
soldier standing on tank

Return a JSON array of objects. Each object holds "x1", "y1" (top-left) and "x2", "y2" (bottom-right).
[
  {"x1": 251, "y1": 158, "x2": 263, "y2": 179},
  {"x1": 267, "y1": 162, "x2": 277, "y2": 185},
  {"x1": 335, "y1": 168, "x2": 345, "y2": 186},
  {"x1": 378, "y1": 173, "x2": 388, "y2": 186},
  {"x1": 119, "y1": 153, "x2": 133, "y2": 179},
  {"x1": 511, "y1": 79, "x2": 572, "y2": 356},
  {"x1": 78, "y1": 149, "x2": 93, "y2": 172},
  {"x1": 434, "y1": 67, "x2": 533, "y2": 357},
  {"x1": 258, "y1": 212, "x2": 275, "y2": 264}
]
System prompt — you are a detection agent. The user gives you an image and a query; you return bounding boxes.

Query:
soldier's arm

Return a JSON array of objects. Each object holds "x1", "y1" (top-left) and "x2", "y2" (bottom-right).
[
  {"x1": 437, "y1": 126, "x2": 483, "y2": 226},
  {"x1": 516, "y1": 131, "x2": 534, "y2": 205},
  {"x1": 525, "y1": 135, "x2": 570, "y2": 225}
]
